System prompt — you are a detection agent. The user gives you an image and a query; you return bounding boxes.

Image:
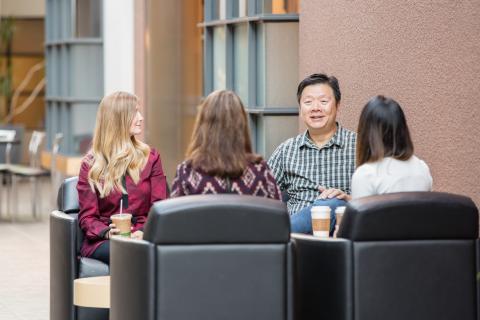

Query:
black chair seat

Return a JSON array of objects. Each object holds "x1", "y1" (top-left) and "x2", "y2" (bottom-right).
[{"x1": 8, "y1": 164, "x2": 50, "y2": 176}]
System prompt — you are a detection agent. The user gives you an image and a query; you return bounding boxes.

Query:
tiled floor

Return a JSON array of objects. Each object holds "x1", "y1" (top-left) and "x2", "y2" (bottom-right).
[{"x1": 0, "y1": 178, "x2": 53, "y2": 320}]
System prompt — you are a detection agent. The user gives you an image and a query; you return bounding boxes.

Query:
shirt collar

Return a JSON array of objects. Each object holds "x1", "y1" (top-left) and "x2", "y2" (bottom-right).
[{"x1": 299, "y1": 122, "x2": 345, "y2": 149}]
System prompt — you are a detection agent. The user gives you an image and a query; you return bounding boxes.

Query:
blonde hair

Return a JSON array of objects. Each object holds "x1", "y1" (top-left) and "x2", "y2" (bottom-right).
[{"x1": 88, "y1": 91, "x2": 150, "y2": 198}]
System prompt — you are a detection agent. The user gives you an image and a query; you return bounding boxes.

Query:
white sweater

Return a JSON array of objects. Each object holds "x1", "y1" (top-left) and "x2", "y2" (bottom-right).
[{"x1": 351, "y1": 156, "x2": 433, "y2": 199}]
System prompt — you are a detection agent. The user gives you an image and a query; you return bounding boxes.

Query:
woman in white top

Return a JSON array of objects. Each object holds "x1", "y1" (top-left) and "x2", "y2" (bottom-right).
[{"x1": 351, "y1": 95, "x2": 432, "y2": 199}]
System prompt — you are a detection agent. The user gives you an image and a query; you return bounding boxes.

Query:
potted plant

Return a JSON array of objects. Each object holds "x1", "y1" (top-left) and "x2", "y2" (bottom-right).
[{"x1": 0, "y1": 17, "x2": 15, "y2": 121}]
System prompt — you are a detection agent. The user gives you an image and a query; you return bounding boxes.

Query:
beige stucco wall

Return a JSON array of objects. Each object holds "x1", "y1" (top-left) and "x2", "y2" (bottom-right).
[{"x1": 300, "y1": 0, "x2": 480, "y2": 205}]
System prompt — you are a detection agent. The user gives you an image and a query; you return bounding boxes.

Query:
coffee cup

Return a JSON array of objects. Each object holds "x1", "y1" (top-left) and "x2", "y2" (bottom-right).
[
  {"x1": 311, "y1": 206, "x2": 331, "y2": 238},
  {"x1": 334, "y1": 206, "x2": 346, "y2": 238},
  {"x1": 110, "y1": 213, "x2": 132, "y2": 237}
]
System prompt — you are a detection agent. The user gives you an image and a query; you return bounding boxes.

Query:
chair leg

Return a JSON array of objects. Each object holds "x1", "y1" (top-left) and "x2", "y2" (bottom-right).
[
  {"x1": 5, "y1": 173, "x2": 11, "y2": 220},
  {"x1": 11, "y1": 174, "x2": 18, "y2": 222},
  {"x1": 50, "y1": 174, "x2": 55, "y2": 210},
  {"x1": 36, "y1": 177, "x2": 42, "y2": 220},
  {"x1": 30, "y1": 176, "x2": 37, "y2": 219},
  {"x1": 37, "y1": 178, "x2": 42, "y2": 220},
  {"x1": 0, "y1": 173, "x2": 3, "y2": 219}
]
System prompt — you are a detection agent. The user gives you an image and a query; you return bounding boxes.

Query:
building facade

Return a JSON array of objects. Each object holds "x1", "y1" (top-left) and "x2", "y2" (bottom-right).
[{"x1": 44, "y1": 0, "x2": 480, "y2": 205}]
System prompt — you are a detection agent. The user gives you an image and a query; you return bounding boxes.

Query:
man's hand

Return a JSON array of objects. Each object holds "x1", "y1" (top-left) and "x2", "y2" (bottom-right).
[
  {"x1": 318, "y1": 186, "x2": 352, "y2": 201},
  {"x1": 131, "y1": 230, "x2": 144, "y2": 240}
]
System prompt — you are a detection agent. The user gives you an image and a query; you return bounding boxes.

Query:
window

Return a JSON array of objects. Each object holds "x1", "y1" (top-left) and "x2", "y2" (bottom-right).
[
  {"x1": 76, "y1": 0, "x2": 102, "y2": 38},
  {"x1": 45, "y1": 0, "x2": 103, "y2": 154},
  {"x1": 212, "y1": 26, "x2": 227, "y2": 90},
  {"x1": 201, "y1": 0, "x2": 300, "y2": 157}
]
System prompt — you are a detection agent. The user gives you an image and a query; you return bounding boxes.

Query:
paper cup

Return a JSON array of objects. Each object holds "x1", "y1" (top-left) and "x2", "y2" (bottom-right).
[
  {"x1": 111, "y1": 213, "x2": 132, "y2": 237},
  {"x1": 311, "y1": 206, "x2": 331, "y2": 238}
]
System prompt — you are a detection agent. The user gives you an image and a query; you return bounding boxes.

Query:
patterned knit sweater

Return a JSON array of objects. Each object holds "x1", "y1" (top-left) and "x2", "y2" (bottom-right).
[{"x1": 170, "y1": 160, "x2": 281, "y2": 200}]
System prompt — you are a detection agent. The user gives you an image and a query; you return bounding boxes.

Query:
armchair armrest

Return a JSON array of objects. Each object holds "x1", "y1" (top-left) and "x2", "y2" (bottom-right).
[
  {"x1": 110, "y1": 237, "x2": 156, "y2": 320},
  {"x1": 50, "y1": 210, "x2": 78, "y2": 320},
  {"x1": 476, "y1": 239, "x2": 480, "y2": 320},
  {"x1": 291, "y1": 234, "x2": 353, "y2": 320}
]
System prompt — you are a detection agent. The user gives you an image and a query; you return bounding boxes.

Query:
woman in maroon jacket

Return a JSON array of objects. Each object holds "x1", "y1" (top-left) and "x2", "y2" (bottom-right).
[
  {"x1": 77, "y1": 91, "x2": 167, "y2": 264},
  {"x1": 171, "y1": 90, "x2": 281, "y2": 199}
]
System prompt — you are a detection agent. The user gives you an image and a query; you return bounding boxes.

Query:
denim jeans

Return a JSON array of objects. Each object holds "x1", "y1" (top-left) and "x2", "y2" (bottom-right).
[{"x1": 290, "y1": 198, "x2": 347, "y2": 236}]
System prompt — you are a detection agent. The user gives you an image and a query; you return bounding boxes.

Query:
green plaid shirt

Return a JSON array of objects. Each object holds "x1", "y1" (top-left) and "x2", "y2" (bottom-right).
[{"x1": 268, "y1": 124, "x2": 356, "y2": 214}]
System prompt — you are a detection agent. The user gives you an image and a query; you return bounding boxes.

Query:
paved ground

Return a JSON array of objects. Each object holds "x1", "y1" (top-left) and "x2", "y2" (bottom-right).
[{"x1": 0, "y1": 178, "x2": 53, "y2": 320}]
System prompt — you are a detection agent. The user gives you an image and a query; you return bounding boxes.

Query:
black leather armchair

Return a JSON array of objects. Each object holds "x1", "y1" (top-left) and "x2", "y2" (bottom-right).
[
  {"x1": 50, "y1": 177, "x2": 109, "y2": 320},
  {"x1": 292, "y1": 191, "x2": 479, "y2": 320},
  {"x1": 110, "y1": 194, "x2": 294, "y2": 320}
]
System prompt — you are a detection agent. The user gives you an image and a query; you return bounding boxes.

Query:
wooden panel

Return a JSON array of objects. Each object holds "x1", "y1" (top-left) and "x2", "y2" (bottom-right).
[{"x1": 41, "y1": 151, "x2": 82, "y2": 177}]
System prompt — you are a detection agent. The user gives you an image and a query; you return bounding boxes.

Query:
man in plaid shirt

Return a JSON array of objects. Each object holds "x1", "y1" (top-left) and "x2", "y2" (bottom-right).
[{"x1": 268, "y1": 73, "x2": 356, "y2": 235}]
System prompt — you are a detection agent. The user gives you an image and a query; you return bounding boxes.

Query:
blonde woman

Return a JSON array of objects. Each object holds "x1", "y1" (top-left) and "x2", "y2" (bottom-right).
[{"x1": 77, "y1": 92, "x2": 167, "y2": 264}]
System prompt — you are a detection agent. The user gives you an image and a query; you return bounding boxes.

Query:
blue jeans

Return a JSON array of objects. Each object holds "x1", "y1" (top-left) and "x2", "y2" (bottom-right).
[{"x1": 290, "y1": 198, "x2": 347, "y2": 236}]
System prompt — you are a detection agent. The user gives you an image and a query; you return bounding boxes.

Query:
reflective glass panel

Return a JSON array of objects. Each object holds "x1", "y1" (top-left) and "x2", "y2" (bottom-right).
[
  {"x1": 213, "y1": 26, "x2": 226, "y2": 90},
  {"x1": 76, "y1": 0, "x2": 102, "y2": 37},
  {"x1": 234, "y1": 24, "x2": 248, "y2": 104}
]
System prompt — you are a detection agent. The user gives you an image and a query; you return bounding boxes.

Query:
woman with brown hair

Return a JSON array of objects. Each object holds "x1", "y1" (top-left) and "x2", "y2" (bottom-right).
[
  {"x1": 171, "y1": 90, "x2": 280, "y2": 199},
  {"x1": 351, "y1": 95, "x2": 432, "y2": 198},
  {"x1": 77, "y1": 91, "x2": 167, "y2": 264}
]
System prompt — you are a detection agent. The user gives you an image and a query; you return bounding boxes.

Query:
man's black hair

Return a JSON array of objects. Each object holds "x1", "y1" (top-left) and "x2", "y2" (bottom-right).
[{"x1": 296, "y1": 73, "x2": 341, "y2": 104}]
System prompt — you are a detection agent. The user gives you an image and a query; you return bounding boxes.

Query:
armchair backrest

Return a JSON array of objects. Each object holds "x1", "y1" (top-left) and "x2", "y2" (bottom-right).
[
  {"x1": 124, "y1": 194, "x2": 294, "y2": 320},
  {"x1": 57, "y1": 176, "x2": 80, "y2": 214},
  {"x1": 144, "y1": 194, "x2": 290, "y2": 244},
  {"x1": 28, "y1": 131, "x2": 45, "y2": 167},
  {"x1": 0, "y1": 129, "x2": 16, "y2": 141},
  {"x1": 0, "y1": 125, "x2": 23, "y2": 164},
  {"x1": 338, "y1": 191, "x2": 478, "y2": 240},
  {"x1": 57, "y1": 176, "x2": 83, "y2": 252},
  {"x1": 336, "y1": 192, "x2": 479, "y2": 320}
]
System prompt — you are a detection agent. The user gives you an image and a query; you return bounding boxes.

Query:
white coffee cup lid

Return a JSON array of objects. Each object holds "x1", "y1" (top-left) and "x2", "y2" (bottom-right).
[{"x1": 311, "y1": 205, "x2": 331, "y2": 213}]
